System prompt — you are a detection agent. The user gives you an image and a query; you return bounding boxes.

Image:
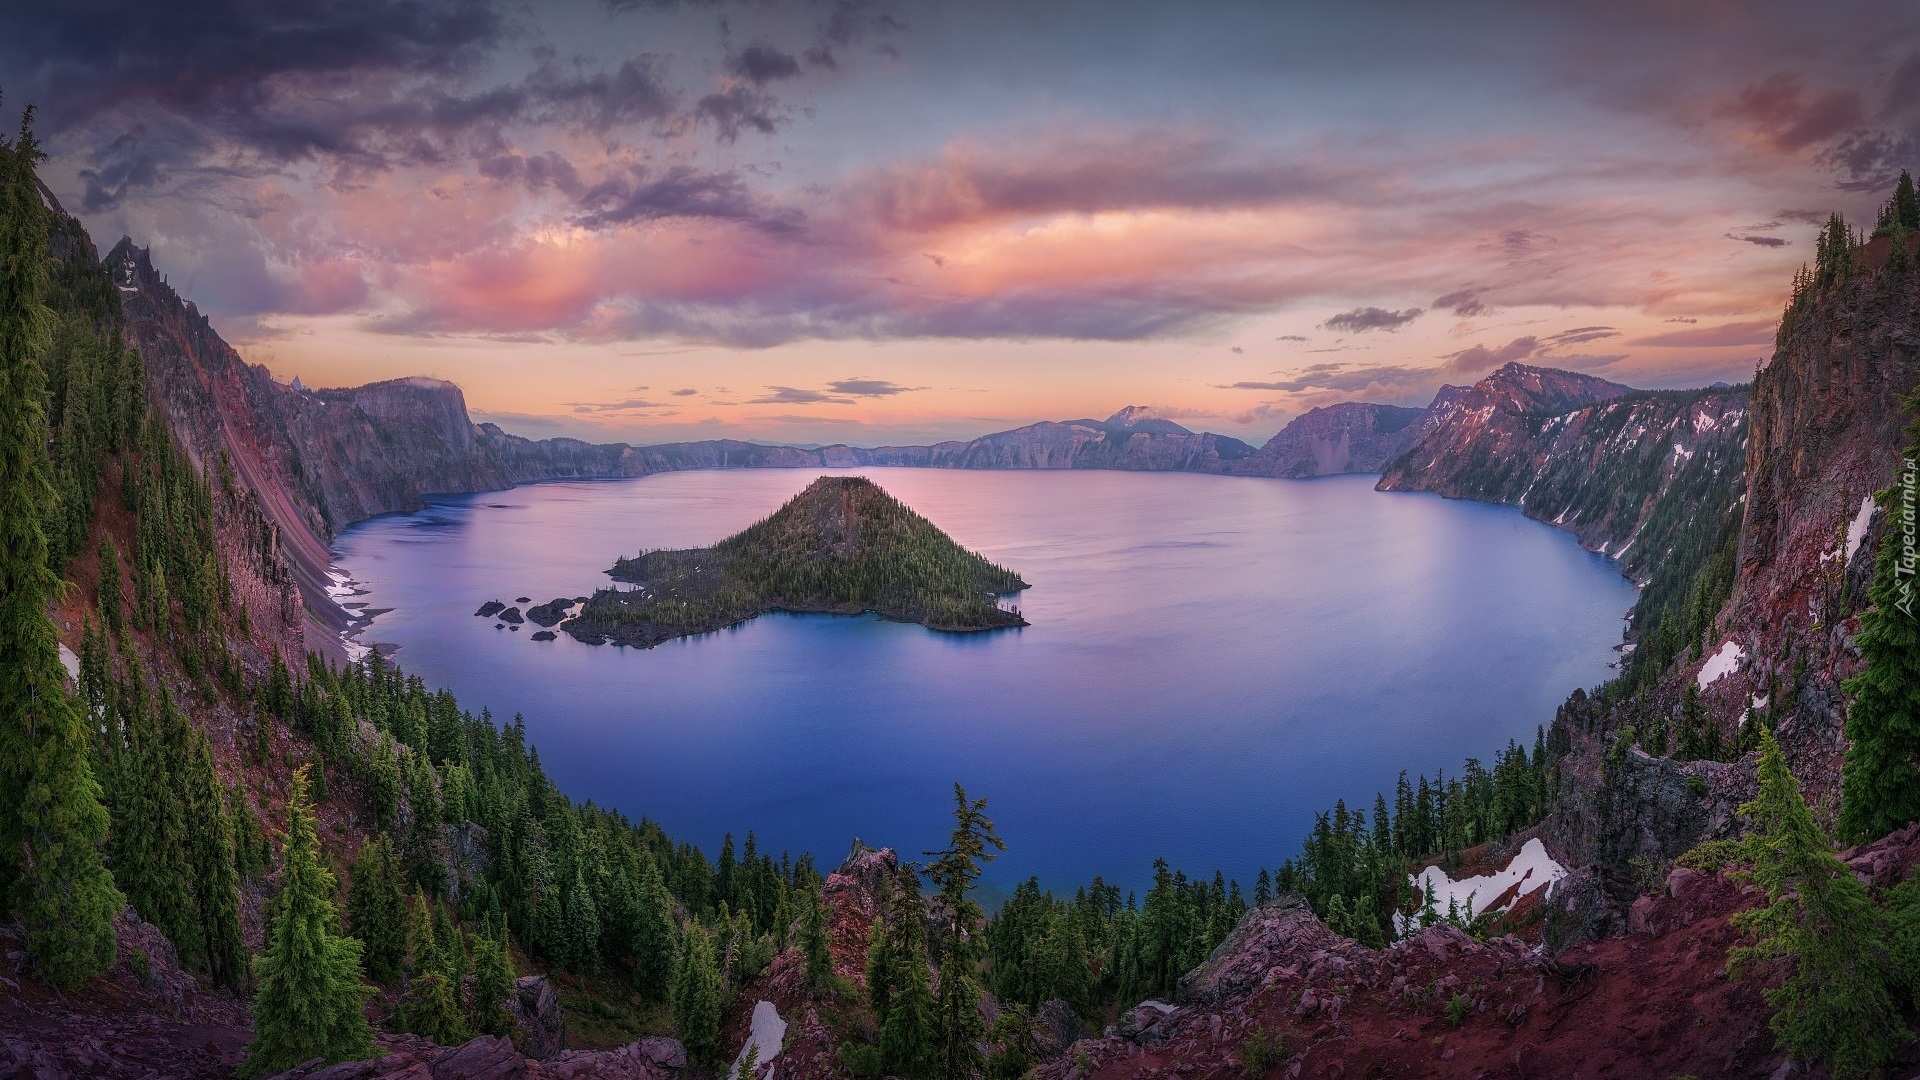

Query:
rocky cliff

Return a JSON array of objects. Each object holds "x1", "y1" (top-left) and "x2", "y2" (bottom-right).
[
  {"x1": 1229, "y1": 401, "x2": 1427, "y2": 478},
  {"x1": 853, "y1": 407, "x2": 1258, "y2": 471},
  {"x1": 1728, "y1": 231, "x2": 1920, "y2": 793},
  {"x1": 1379, "y1": 374, "x2": 1750, "y2": 581}
]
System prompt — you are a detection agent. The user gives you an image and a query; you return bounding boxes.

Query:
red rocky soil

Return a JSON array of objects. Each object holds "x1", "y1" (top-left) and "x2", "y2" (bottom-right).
[{"x1": 1036, "y1": 825, "x2": 1920, "y2": 1080}]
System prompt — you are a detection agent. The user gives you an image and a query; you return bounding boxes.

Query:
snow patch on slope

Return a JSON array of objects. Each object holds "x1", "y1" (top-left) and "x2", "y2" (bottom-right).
[
  {"x1": 729, "y1": 1000, "x2": 787, "y2": 1080},
  {"x1": 1845, "y1": 495, "x2": 1876, "y2": 564},
  {"x1": 1697, "y1": 640, "x2": 1744, "y2": 689},
  {"x1": 1395, "y1": 838, "x2": 1566, "y2": 934}
]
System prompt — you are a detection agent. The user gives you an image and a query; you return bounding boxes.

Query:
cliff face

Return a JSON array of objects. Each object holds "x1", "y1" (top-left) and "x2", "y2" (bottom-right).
[
  {"x1": 1724, "y1": 233, "x2": 1920, "y2": 790},
  {"x1": 1234, "y1": 401, "x2": 1426, "y2": 478},
  {"x1": 1737, "y1": 233, "x2": 1919, "y2": 650},
  {"x1": 1380, "y1": 364, "x2": 1634, "y2": 488},
  {"x1": 1379, "y1": 378, "x2": 1749, "y2": 580},
  {"x1": 855, "y1": 408, "x2": 1258, "y2": 471}
]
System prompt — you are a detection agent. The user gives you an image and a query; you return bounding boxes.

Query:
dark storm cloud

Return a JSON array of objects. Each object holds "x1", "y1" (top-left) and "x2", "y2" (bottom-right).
[
  {"x1": 1321, "y1": 307, "x2": 1422, "y2": 333},
  {"x1": 572, "y1": 164, "x2": 803, "y2": 233},
  {"x1": 728, "y1": 44, "x2": 804, "y2": 84},
  {"x1": 826, "y1": 377, "x2": 925, "y2": 396},
  {"x1": 5, "y1": 0, "x2": 503, "y2": 130}
]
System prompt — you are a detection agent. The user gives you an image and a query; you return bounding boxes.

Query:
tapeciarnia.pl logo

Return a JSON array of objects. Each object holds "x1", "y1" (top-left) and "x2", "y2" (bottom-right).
[{"x1": 1897, "y1": 457, "x2": 1917, "y2": 619}]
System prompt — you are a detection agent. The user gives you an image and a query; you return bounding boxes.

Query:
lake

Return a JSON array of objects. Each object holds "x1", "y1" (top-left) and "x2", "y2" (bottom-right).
[{"x1": 330, "y1": 469, "x2": 1637, "y2": 894}]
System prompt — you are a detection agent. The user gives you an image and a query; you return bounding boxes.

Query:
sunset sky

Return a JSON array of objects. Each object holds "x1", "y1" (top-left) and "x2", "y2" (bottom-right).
[{"x1": 7, "y1": 0, "x2": 1919, "y2": 446}]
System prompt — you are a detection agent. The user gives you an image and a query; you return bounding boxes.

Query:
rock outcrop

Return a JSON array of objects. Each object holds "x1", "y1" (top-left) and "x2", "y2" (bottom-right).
[
  {"x1": 1378, "y1": 365, "x2": 1745, "y2": 578},
  {"x1": 1041, "y1": 880, "x2": 1797, "y2": 1080},
  {"x1": 259, "y1": 1033, "x2": 680, "y2": 1079},
  {"x1": 1233, "y1": 401, "x2": 1427, "y2": 477}
]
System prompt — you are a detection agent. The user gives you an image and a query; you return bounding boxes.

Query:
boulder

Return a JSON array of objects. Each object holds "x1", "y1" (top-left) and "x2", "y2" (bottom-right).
[
  {"x1": 508, "y1": 975, "x2": 566, "y2": 1060},
  {"x1": 1111, "y1": 1001, "x2": 1177, "y2": 1045},
  {"x1": 639, "y1": 1037, "x2": 686, "y2": 1069},
  {"x1": 527, "y1": 598, "x2": 577, "y2": 628},
  {"x1": 1665, "y1": 866, "x2": 1702, "y2": 902},
  {"x1": 1627, "y1": 895, "x2": 1663, "y2": 936},
  {"x1": 474, "y1": 601, "x2": 505, "y2": 618},
  {"x1": 1031, "y1": 1000, "x2": 1085, "y2": 1060},
  {"x1": 499, "y1": 607, "x2": 524, "y2": 625}
]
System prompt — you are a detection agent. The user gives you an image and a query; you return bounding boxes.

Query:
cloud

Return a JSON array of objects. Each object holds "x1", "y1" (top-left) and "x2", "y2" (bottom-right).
[
  {"x1": 1276, "y1": 334, "x2": 1309, "y2": 342},
  {"x1": 754, "y1": 413, "x2": 865, "y2": 425},
  {"x1": 671, "y1": 387, "x2": 699, "y2": 396},
  {"x1": 1722, "y1": 73, "x2": 1866, "y2": 154},
  {"x1": 1321, "y1": 306, "x2": 1423, "y2": 333},
  {"x1": 696, "y1": 84, "x2": 786, "y2": 143},
  {"x1": 1220, "y1": 363, "x2": 1439, "y2": 394},
  {"x1": 1542, "y1": 325, "x2": 1619, "y2": 347},
  {"x1": 747, "y1": 386, "x2": 856, "y2": 405},
  {"x1": 1432, "y1": 287, "x2": 1488, "y2": 317},
  {"x1": 1443, "y1": 335, "x2": 1538, "y2": 374},
  {"x1": 1629, "y1": 319, "x2": 1777, "y2": 347},
  {"x1": 826, "y1": 377, "x2": 925, "y2": 396},
  {"x1": 728, "y1": 44, "x2": 803, "y2": 84},
  {"x1": 846, "y1": 130, "x2": 1373, "y2": 234},
  {"x1": 572, "y1": 164, "x2": 803, "y2": 233},
  {"x1": 1726, "y1": 232, "x2": 1790, "y2": 247},
  {"x1": 566, "y1": 398, "x2": 675, "y2": 414}
]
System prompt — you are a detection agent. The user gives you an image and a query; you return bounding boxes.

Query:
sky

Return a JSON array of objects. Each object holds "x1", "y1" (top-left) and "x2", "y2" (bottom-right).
[{"x1": 5, "y1": 0, "x2": 1919, "y2": 447}]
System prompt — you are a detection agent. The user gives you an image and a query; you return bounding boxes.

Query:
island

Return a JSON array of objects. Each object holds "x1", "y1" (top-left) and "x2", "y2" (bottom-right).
[{"x1": 560, "y1": 475, "x2": 1029, "y2": 648}]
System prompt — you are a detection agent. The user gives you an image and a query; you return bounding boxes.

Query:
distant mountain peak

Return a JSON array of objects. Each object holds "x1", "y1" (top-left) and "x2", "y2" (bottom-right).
[{"x1": 1104, "y1": 405, "x2": 1192, "y2": 434}]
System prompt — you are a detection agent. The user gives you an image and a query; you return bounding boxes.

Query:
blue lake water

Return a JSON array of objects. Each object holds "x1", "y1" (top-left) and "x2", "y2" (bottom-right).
[{"x1": 331, "y1": 469, "x2": 1637, "y2": 894}]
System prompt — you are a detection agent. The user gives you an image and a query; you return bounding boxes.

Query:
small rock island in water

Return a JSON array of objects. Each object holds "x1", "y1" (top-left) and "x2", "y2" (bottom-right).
[{"x1": 561, "y1": 475, "x2": 1029, "y2": 647}]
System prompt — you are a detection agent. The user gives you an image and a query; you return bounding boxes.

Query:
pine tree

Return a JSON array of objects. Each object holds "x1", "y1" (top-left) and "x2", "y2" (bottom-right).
[
  {"x1": 629, "y1": 853, "x2": 678, "y2": 1001},
  {"x1": 1838, "y1": 396, "x2": 1920, "y2": 843},
  {"x1": 346, "y1": 835, "x2": 408, "y2": 983},
  {"x1": 470, "y1": 918, "x2": 517, "y2": 1037},
  {"x1": 0, "y1": 105, "x2": 123, "y2": 987},
  {"x1": 562, "y1": 863, "x2": 602, "y2": 973},
  {"x1": 240, "y1": 766, "x2": 375, "y2": 1076},
  {"x1": 97, "y1": 536, "x2": 125, "y2": 639},
  {"x1": 184, "y1": 729, "x2": 245, "y2": 988},
  {"x1": 865, "y1": 890, "x2": 900, "y2": 1028},
  {"x1": 396, "y1": 888, "x2": 468, "y2": 1044},
  {"x1": 1730, "y1": 730, "x2": 1908, "y2": 1079},
  {"x1": 1895, "y1": 169, "x2": 1920, "y2": 233},
  {"x1": 800, "y1": 874, "x2": 834, "y2": 991},
  {"x1": 878, "y1": 885, "x2": 938, "y2": 1080},
  {"x1": 925, "y1": 785, "x2": 1003, "y2": 1080},
  {"x1": 672, "y1": 926, "x2": 725, "y2": 1068}
]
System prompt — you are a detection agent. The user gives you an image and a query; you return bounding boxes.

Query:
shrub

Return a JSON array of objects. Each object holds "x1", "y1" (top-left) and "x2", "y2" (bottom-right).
[{"x1": 1240, "y1": 1029, "x2": 1289, "y2": 1078}]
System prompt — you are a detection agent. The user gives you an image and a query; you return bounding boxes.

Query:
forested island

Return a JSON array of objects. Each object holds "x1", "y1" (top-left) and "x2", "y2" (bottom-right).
[{"x1": 560, "y1": 476, "x2": 1029, "y2": 647}]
